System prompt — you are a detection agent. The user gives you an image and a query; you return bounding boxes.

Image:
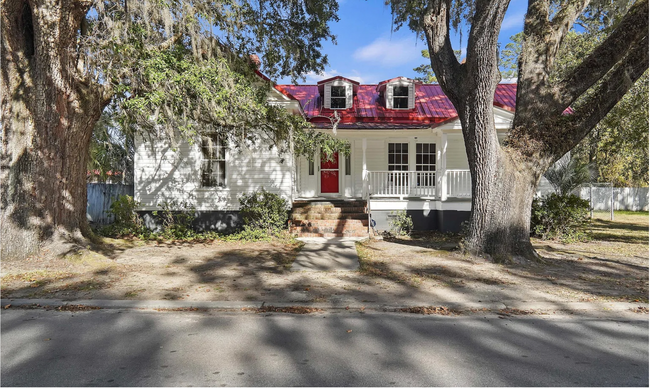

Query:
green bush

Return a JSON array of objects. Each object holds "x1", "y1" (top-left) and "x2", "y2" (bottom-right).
[
  {"x1": 108, "y1": 195, "x2": 142, "y2": 228},
  {"x1": 531, "y1": 193, "x2": 590, "y2": 242},
  {"x1": 98, "y1": 195, "x2": 147, "y2": 237},
  {"x1": 389, "y1": 210, "x2": 414, "y2": 237},
  {"x1": 152, "y1": 200, "x2": 197, "y2": 239},
  {"x1": 239, "y1": 189, "x2": 289, "y2": 233}
]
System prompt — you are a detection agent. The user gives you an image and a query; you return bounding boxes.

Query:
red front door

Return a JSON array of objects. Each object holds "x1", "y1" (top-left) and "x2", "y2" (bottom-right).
[{"x1": 320, "y1": 152, "x2": 339, "y2": 194}]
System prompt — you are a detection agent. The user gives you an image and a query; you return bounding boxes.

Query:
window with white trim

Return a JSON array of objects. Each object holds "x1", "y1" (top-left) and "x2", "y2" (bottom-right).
[
  {"x1": 416, "y1": 143, "x2": 436, "y2": 187},
  {"x1": 393, "y1": 85, "x2": 409, "y2": 109},
  {"x1": 388, "y1": 143, "x2": 409, "y2": 171},
  {"x1": 200, "y1": 134, "x2": 226, "y2": 187},
  {"x1": 330, "y1": 85, "x2": 347, "y2": 109}
]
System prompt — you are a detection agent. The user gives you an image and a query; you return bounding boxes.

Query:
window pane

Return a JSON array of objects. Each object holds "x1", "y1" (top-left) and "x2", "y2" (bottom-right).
[
  {"x1": 394, "y1": 86, "x2": 409, "y2": 96},
  {"x1": 331, "y1": 86, "x2": 346, "y2": 97},
  {"x1": 345, "y1": 154, "x2": 351, "y2": 176},
  {"x1": 401, "y1": 154, "x2": 408, "y2": 164},
  {"x1": 393, "y1": 97, "x2": 408, "y2": 109},
  {"x1": 388, "y1": 143, "x2": 394, "y2": 152},
  {"x1": 402, "y1": 143, "x2": 408, "y2": 152},
  {"x1": 388, "y1": 154, "x2": 395, "y2": 164},
  {"x1": 308, "y1": 159, "x2": 314, "y2": 175},
  {"x1": 395, "y1": 143, "x2": 401, "y2": 152},
  {"x1": 331, "y1": 97, "x2": 346, "y2": 109}
]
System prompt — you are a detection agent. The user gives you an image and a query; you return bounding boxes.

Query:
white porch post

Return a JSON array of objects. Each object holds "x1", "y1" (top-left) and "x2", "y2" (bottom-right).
[
  {"x1": 439, "y1": 133, "x2": 448, "y2": 201},
  {"x1": 362, "y1": 138, "x2": 368, "y2": 198}
]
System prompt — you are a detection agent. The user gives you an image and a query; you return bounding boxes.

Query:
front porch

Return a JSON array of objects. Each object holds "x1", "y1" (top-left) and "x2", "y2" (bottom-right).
[{"x1": 295, "y1": 131, "x2": 475, "y2": 201}]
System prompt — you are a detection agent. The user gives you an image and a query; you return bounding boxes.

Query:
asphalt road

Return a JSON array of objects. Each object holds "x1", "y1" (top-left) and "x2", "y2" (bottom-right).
[{"x1": 1, "y1": 308, "x2": 647, "y2": 386}]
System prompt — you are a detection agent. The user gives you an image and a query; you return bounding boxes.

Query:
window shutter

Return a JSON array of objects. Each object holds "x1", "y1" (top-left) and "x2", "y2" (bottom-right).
[
  {"x1": 386, "y1": 84, "x2": 393, "y2": 109},
  {"x1": 408, "y1": 82, "x2": 415, "y2": 109},
  {"x1": 324, "y1": 83, "x2": 331, "y2": 109},
  {"x1": 345, "y1": 83, "x2": 353, "y2": 109}
]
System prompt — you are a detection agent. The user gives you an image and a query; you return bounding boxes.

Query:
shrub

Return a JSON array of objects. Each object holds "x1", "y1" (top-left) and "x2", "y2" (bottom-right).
[
  {"x1": 98, "y1": 195, "x2": 147, "y2": 237},
  {"x1": 239, "y1": 189, "x2": 288, "y2": 233},
  {"x1": 389, "y1": 210, "x2": 414, "y2": 237},
  {"x1": 108, "y1": 195, "x2": 142, "y2": 228},
  {"x1": 152, "y1": 200, "x2": 197, "y2": 239},
  {"x1": 531, "y1": 193, "x2": 590, "y2": 242}
]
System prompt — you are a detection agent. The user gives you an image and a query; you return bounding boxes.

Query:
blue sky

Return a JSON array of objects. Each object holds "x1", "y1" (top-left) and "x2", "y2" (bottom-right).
[{"x1": 276, "y1": 1, "x2": 528, "y2": 85}]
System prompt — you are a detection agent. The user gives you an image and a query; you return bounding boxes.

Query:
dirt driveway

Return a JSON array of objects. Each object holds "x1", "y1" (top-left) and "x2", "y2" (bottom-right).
[{"x1": 2, "y1": 212, "x2": 647, "y2": 306}]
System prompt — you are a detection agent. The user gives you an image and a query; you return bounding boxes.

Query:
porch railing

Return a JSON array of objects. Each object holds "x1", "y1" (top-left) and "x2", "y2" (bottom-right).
[
  {"x1": 366, "y1": 169, "x2": 472, "y2": 199},
  {"x1": 367, "y1": 171, "x2": 437, "y2": 198},
  {"x1": 446, "y1": 169, "x2": 472, "y2": 198}
]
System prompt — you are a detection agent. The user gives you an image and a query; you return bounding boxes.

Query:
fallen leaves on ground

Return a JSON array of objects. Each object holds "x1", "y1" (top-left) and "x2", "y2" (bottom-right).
[
  {"x1": 56, "y1": 305, "x2": 102, "y2": 312},
  {"x1": 498, "y1": 308, "x2": 536, "y2": 316},
  {"x1": 398, "y1": 306, "x2": 458, "y2": 315},
  {"x1": 242, "y1": 305, "x2": 324, "y2": 314},
  {"x1": 631, "y1": 306, "x2": 649, "y2": 314},
  {"x1": 153, "y1": 307, "x2": 207, "y2": 312}
]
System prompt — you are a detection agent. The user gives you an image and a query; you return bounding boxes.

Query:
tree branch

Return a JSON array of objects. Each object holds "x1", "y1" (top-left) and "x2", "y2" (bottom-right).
[
  {"x1": 422, "y1": 0, "x2": 462, "y2": 100},
  {"x1": 552, "y1": 32, "x2": 649, "y2": 157},
  {"x1": 554, "y1": 0, "x2": 649, "y2": 109}
]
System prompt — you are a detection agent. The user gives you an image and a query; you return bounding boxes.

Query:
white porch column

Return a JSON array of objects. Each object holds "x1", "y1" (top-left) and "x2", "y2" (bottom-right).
[
  {"x1": 362, "y1": 138, "x2": 368, "y2": 198},
  {"x1": 439, "y1": 133, "x2": 448, "y2": 201}
]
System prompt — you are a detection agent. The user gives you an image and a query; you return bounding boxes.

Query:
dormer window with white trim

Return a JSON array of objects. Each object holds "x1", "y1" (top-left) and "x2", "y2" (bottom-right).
[
  {"x1": 378, "y1": 77, "x2": 417, "y2": 110},
  {"x1": 318, "y1": 76, "x2": 359, "y2": 110}
]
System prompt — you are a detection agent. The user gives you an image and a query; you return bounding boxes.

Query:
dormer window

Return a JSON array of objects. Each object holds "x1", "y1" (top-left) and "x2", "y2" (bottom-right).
[
  {"x1": 377, "y1": 77, "x2": 418, "y2": 110},
  {"x1": 330, "y1": 85, "x2": 347, "y2": 109},
  {"x1": 317, "y1": 76, "x2": 360, "y2": 110}
]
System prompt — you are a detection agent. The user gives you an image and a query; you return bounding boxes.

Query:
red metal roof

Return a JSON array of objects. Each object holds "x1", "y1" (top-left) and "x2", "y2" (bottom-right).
[{"x1": 279, "y1": 83, "x2": 518, "y2": 128}]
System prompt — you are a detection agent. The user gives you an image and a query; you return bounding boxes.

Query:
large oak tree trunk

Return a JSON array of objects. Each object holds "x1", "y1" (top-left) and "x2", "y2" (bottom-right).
[
  {"x1": 423, "y1": 0, "x2": 648, "y2": 262},
  {"x1": 1, "y1": 0, "x2": 105, "y2": 259}
]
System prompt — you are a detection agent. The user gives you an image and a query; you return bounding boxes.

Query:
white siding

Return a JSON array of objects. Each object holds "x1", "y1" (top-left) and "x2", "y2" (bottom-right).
[
  {"x1": 445, "y1": 134, "x2": 469, "y2": 170},
  {"x1": 134, "y1": 136, "x2": 293, "y2": 211}
]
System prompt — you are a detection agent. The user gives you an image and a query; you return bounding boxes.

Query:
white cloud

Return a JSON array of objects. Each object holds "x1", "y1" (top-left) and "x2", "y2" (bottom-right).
[
  {"x1": 305, "y1": 69, "x2": 365, "y2": 84},
  {"x1": 501, "y1": 13, "x2": 525, "y2": 31},
  {"x1": 353, "y1": 37, "x2": 422, "y2": 67}
]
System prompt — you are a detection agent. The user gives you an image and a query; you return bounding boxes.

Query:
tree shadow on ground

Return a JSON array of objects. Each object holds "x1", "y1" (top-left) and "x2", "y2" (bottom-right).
[{"x1": 1, "y1": 307, "x2": 648, "y2": 386}]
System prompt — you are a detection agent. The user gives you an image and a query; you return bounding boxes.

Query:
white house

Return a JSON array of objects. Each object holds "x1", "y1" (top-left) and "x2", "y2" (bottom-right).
[{"x1": 134, "y1": 73, "x2": 544, "y2": 236}]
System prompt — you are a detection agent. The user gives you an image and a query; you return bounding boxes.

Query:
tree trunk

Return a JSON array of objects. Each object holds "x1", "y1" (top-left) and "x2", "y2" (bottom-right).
[
  {"x1": 1, "y1": 0, "x2": 105, "y2": 259},
  {"x1": 456, "y1": 80, "x2": 541, "y2": 261}
]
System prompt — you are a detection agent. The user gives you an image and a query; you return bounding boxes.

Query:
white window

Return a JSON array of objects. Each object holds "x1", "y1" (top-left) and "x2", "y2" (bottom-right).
[
  {"x1": 393, "y1": 85, "x2": 409, "y2": 109},
  {"x1": 416, "y1": 143, "x2": 436, "y2": 187},
  {"x1": 330, "y1": 86, "x2": 347, "y2": 109},
  {"x1": 324, "y1": 81, "x2": 353, "y2": 109},
  {"x1": 201, "y1": 134, "x2": 226, "y2": 187},
  {"x1": 386, "y1": 81, "x2": 415, "y2": 110},
  {"x1": 388, "y1": 143, "x2": 409, "y2": 171}
]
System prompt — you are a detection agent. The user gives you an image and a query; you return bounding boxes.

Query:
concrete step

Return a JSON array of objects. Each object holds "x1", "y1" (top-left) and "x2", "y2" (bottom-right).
[{"x1": 291, "y1": 231, "x2": 369, "y2": 238}]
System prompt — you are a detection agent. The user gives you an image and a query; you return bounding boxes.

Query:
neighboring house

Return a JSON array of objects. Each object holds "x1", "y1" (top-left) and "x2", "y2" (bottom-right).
[{"x1": 134, "y1": 73, "x2": 543, "y2": 235}]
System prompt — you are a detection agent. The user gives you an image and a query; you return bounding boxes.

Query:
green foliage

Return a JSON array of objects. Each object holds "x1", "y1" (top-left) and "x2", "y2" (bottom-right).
[
  {"x1": 531, "y1": 193, "x2": 591, "y2": 242},
  {"x1": 108, "y1": 195, "x2": 141, "y2": 228},
  {"x1": 498, "y1": 32, "x2": 522, "y2": 79},
  {"x1": 239, "y1": 189, "x2": 289, "y2": 233},
  {"x1": 389, "y1": 210, "x2": 414, "y2": 237},
  {"x1": 544, "y1": 156, "x2": 593, "y2": 196},
  {"x1": 88, "y1": 108, "x2": 133, "y2": 183},
  {"x1": 152, "y1": 200, "x2": 198, "y2": 239}
]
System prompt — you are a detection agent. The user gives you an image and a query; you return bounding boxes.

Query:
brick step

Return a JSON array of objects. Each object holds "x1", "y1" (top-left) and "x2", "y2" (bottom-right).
[
  {"x1": 293, "y1": 232, "x2": 370, "y2": 238},
  {"x1": 291, "y1": 219, "x2": 369, "y2": 227},
  {"x1": 291, "y1": 213, "x2": 367, "y2": 221},
  {"x1": 291, "y1": 226, "x2": 368, "y2": 235},
  {"x1": 291, "y1": 206, "x2": 367, "y2": 214},
  {"x1": 292, "y1": 200, "x2": 367, "y2": 207}
]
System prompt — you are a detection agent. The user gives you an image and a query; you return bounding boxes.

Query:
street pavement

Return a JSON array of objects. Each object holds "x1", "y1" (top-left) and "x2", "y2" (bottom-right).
[{"x1": 2, "y1": 308, "x2": 647, "y2": 386}]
